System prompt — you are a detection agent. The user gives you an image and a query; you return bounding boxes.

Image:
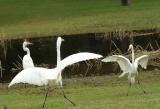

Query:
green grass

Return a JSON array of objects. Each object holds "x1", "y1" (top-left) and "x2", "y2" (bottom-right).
[
  {"x1": 1, "y1": 70, "x2": 160, "y2": 109},
  {"x1": 0, "y1": 0, "x2": 160, "y2": 39}
]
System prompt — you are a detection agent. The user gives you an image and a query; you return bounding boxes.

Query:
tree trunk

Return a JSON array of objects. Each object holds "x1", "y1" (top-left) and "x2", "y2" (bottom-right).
[{"x1": 121, "y1": 0, "x2": 129, "y2": 6}]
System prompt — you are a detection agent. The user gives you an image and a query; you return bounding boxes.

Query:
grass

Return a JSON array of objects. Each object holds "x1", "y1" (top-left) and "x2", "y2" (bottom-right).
[
  {"x1": 0, "y1": 70, "x2": 160, "y2": 109},
  {"x1": 0, "y1": 0, "x2": 160, "y2": 39}
]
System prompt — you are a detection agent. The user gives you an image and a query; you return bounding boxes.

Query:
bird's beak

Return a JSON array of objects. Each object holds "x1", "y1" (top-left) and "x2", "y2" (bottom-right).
[
  {"x1": 62, "y1": 38, "x2": 64, "y2": 42},
  {"x1": 128, "y1": 47, "x2": 131, "y2": 51},
  {"x1": 27, "y1": 42, "x2": 33, "y2": 45}
]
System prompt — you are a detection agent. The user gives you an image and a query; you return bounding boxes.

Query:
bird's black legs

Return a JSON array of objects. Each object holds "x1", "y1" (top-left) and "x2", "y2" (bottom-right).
[
  {"x1": 42, "y1": 85, "x2": 76, "y2": 108},
  {"x1": 137, "y1": 77, "x2": 146, "y2": 94},
  {"x1": 60, "y1": 87, "x2": 76, "y2": 106},
  {"x1": 42, "y1": 89, "x2": 49, "y2": 108},
  {"x1": 126, "y1": 82, "x2": 131, "y2": 96}
]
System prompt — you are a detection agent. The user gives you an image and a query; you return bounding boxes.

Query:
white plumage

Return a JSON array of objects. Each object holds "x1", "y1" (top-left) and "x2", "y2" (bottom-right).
[
  {"x1": 103, "y1": 55, "x2": 132, "y2": 75},
  {"x1": 56, "y1": 37, "x2": 64, "y2": 65},
  {"x1": 56, "y1": 37, "x2": 64, "y2": 86},
  {"x1": 9, "y1": 52, "x2": 102, "y2": 87},
  {"x1": 10, "y1": 38, "x2": 102, "y2": 107},
  {"x1": 58, "y1": 53, "x2": 103, "y2": 70},
  {"x1": 135, "y1": 55, "x2": 149, "y2": 69},
  {"x1": 22, "y1": 41, "x2": 34, "y2": 69},
  {"x1": 102, "y1": 45, "x2": 149, "y2": 83},
  {"x1": 9, "y1": 67, "x2": 56, "y2": 87},
  {"x1": 102, "y1": 44, "x2": 149, "y2": 95}
]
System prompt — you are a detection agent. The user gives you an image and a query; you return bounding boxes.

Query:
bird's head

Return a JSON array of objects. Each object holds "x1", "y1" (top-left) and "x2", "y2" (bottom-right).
[
  {"x1": 57, "y1": 37, "x2": 64, "y2": 46},
  {"x1": 23, "y1": 40, "x2": 33, "y2": 47},
  {"x1": 128, "y1": 44, "x2": 133, "y2": 51},
  {"x1": 58, "y1": 37, "x2": 64, "y2": 42}
]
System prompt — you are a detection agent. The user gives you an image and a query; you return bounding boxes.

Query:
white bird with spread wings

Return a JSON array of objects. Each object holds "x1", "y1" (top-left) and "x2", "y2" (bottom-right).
[
  {"x1": 9, "y1": 38, "x2": 102, "y2": 108},
  {"x1": 102, "y1": 44, "x2": 149, "y2": 96}
]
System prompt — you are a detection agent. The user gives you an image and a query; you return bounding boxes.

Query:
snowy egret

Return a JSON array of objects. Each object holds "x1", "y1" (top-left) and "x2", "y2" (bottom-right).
[
  {"x1": 22, "y1": 40, "x2": 34, "y2": 69},
  {"x1": 102, "y1": 44, "x2": 149, "y2": 96},
  {"x1": 9, "y1": 52, "x2": 102, "y2": 108}
]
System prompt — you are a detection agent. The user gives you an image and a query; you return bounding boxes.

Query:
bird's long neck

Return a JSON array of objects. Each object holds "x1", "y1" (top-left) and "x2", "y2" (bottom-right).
[
  {"x1": 57, "y1": 41, "x2": 61, "y2": 64},
  {"x1": 57, "y1": 40, "x2": 61, "y2": 79},
  {"x1": 57, "y1": 40, "x2": 62, "y2": 86},
  {"x1": 131, "y1": 46, "x2": 134, "y2": 63},
  {"x1": 23, "y1": 44, "x2": 30, "y2": 55}
]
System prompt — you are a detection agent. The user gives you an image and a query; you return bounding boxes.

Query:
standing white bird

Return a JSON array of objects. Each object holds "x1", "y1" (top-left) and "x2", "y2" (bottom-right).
[
  {"x1": 8, "y1": 52, "x2": 102, "y2": 108},
  {"x1": 22, "y1": 41, "x2": 34, "y2": 69},
  {"x1": 102, "y1": 44, "x2": 149, "y2": 96}
]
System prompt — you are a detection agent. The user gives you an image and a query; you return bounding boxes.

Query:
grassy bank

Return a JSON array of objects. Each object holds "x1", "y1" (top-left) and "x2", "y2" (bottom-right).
[
  {"x1": 0, "y1": 70, "x2": 160, "y2": 109},
  {"x1": 0, "y1": 0, "x2": 160, "y2": 39}
]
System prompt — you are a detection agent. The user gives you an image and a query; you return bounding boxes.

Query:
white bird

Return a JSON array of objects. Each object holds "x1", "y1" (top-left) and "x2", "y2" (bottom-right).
[
  {"x1": 22, "y1": 40, "x2": 34, "y2": 69},
  {"x1": 9, "y1": 52, "x2": 102, "y2": 107},
  {"x1": 102, "y1": 44, "x2": 149, "y2": 96}
]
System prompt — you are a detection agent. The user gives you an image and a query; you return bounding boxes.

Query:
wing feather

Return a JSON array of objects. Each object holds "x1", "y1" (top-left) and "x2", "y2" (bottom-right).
[
  {"x1": 9, "y1": 52, "x2": 102, "y2": 87},
  {"x1": 102, "y1": 55, "x2": 132, "y2": 74},
  {"x1": 135, "y1": 55, "x2": 149, "y2": 69},
  {"x1": 57, "y1": 52, "x2": 102, "y2": 70},
  {"x1": 8, "y1": 67, "x2": 53, "y2": 87}
]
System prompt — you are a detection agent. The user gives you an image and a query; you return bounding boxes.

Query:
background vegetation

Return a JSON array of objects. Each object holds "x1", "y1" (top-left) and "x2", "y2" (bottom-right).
[{"x1": 0, "y1": 0, "x2": 160, "y2": 39}]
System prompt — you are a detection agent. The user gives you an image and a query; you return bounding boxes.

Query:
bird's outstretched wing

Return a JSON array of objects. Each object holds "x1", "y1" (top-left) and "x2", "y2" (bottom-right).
[
  {"x1": 102, "y1": 55, "x2": 132, "y2": 77},
  {"x1": 57, "y1": 52, "x2": 102, "y2": 70},
  {"x1": 135, "y1": 55, "x2": 149, "y2": 69},
  {"x1": 8, "y1": 67, "x2": 54, "y2": 87}
]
